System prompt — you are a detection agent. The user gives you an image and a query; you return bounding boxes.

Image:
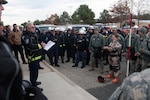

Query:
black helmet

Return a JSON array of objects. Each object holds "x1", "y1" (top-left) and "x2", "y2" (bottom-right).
[{"x1": 1, "y1": 0, "x2": 8, "y2": 4}]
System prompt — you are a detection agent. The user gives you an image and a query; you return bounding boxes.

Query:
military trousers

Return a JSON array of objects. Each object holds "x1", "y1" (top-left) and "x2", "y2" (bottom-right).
[{"x1": 141, "y1": 59, "x2": 150, "y2": 71}]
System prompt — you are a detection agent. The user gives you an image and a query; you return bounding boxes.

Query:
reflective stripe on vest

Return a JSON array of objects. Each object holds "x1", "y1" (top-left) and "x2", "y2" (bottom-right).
[{"x1": 28, "y1": 55, "x2": 42, "y2": 62}]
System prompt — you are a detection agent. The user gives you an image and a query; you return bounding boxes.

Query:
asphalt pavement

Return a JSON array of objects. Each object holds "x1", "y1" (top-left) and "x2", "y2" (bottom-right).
[{"x1": 45, "y1": 56, "x2": 127, "y2": 100}]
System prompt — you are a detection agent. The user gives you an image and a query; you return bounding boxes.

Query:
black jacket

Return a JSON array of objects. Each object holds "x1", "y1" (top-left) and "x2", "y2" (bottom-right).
[
  {"x1": 21, "y1": 31, "x2": 42, "y2": 62},
  {"x1": 76, "y1": 36, "x2": 88, "y2": 51}
]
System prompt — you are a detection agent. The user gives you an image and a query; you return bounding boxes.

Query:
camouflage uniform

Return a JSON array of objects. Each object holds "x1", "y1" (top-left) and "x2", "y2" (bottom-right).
[
  {"x1": 107, "y1": 33, "x2": 125, "y2": 63},
  {"x1": 139, "y1": 37, "x2": 150, "y2": 70},
  {"x1": 89, "y1": 33, "x2": 105, "y2": 71},
  {"x1": 109, "y1": 68, "x2": 150, "y2": 100},
  {"x1": 108, "y1": 40, "x2": 122, "y2": 77},
  {"x1": 124, "y1": 32, "x2": 140, "y2": 73},
  {"x1": 135, "y1": 27, "x2": 148, "y2": 72},
  {"x1": 107, "y1": 33, "x2": 125, "y2": 50}
]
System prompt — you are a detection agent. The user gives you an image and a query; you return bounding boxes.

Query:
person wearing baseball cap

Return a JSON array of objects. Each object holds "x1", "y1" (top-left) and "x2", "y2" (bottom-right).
[
  {"x1": 135, "y1": 27, "x2": 149, "y2": 72},
  {"x1": 0, "y1": 0, "x2": 7, "y2": 38},
  {"x1": 0, "y1": 0, "x2": 7, "y2": 4},
  {"x1": 0, "y1": 1, "x2": 48, "y2": 100}
]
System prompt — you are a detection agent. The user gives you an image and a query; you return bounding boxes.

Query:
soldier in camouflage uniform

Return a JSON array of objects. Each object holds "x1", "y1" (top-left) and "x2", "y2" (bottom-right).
[
  {"x1": 107, "y1": 27, "x2": 125, "y2": 51},
  {"x1": 88, "y1": 27, "x2": 105, "y2": 73},
  {"x1": 109, "y1": 68, "x2": 150, "y2": 100},
  {"x1": 104, "y1": 34, "x2": 122, "y2": 83},
  {"x1": 135, "y1": 27, "x2": 148, "y2": 71},
  {"x1": 138, "y1": 30, "x2": 150, "y2": 71},
  {"x1": 123, "y1": 27, "x2": 140, "y2": 74}
]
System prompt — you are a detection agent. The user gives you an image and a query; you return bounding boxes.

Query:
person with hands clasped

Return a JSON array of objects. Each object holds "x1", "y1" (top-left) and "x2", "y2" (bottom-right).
[
  {"x1": 72, "y1": 29, "x2": 88, "y2": 68},
  {"x1": 138, "y1": 29, "x2": 150, "y2": 71},
  {"x1": 135, "y1": 27, "x2": 148, "y2": 72},
  {"x1": 104, "y1": 34, "x2": 122, "y2": 83}
]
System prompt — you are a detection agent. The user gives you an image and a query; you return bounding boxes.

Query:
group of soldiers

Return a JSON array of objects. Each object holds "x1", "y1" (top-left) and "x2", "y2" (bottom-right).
[
  {"x1": 0, "y1": 0, "x2": 149, "y2": 99},
  {"x1": 2, "y1": 22, "x2": 150, "y2": 84},
  {"x1": 35, "y1": 24, "x2": 150, "y2": 83}
]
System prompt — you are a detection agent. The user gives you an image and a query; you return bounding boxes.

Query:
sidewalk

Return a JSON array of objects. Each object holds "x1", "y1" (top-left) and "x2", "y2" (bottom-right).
[{"x1": 21, "y1": 60, "x2": 98, "y2": 100}]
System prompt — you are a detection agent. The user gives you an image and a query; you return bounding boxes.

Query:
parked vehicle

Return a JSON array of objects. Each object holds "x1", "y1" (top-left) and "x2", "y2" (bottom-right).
[{"x1": 36, "y1": 24, "x2": 56, "y2": 32}]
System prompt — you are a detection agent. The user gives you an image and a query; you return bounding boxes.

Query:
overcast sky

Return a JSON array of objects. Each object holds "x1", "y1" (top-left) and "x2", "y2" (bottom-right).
[{"x1": 2, "y1": 0, "x2": 124, "y2": 25}]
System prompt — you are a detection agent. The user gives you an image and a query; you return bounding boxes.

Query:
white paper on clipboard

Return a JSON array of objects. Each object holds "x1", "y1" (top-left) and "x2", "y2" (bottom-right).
[{"x1": 44, "y1": 40, "x2": 55, "y2": 51}]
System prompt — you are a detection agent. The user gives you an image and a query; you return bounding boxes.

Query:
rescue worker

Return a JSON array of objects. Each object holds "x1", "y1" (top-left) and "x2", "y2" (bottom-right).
[
  {"x1": 65, "y1": 27, "x2": 76, "y2": 63},
  {"x1": 88, "y1": 27, "x2": 105, "y2": 73},
  {"x1": 21, "y1": 22, "x2": 46, "y2": 87},
  {"x1": 47, "y1": 28, "x2": 60, "y2": 67},
  {"x1": 58, "y1": 28, "x2": 65, "y2": 63},
  {"x1": 0, "y1": 1, "x2": 47, "y2": 99},
  {"x1": 72, "y1": 29, "x2": 88, "y2": 68},
  {"x1": 85, "y1": 25, "x2": 94, "y2": 65},
  {"x1": 38, "y1": 29, "x2": 47, "y2": 60}
]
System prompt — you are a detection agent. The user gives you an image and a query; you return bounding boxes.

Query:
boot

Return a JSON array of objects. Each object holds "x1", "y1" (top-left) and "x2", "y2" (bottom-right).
[
  {"x1": 106, "y1": 74, "x2": 115, "y2": 78},
  {"x1": 112, "y1": 77, "x2": 119, "y2": 83},
  {"x1": 106, "y1": 71, "x2": 114, "y2": 78}
]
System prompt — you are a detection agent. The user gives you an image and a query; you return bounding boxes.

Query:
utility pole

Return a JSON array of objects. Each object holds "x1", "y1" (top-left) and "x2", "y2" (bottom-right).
[
  {"x1": 69, "y1": 6, "x2": 72, "y2": 16},
  {"x1": 69, "y1": 6, "x2": 72, "y2": 24}
]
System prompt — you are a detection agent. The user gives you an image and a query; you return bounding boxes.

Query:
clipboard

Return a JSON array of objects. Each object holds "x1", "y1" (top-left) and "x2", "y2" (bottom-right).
[{"x1": 44, "y1": 40, "x2": 55, "y2": 51}]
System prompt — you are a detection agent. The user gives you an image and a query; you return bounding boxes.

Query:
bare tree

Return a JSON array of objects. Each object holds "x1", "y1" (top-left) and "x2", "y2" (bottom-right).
[
  {"x1": 134, "y1": 0, "x2": 150, "y2": 25},
  {"x1": 46, "y1": 14, "x2": 59, "y2": 25},
  {"x1": 110, "y1": 0, "x2": 130, "y2": 27}
]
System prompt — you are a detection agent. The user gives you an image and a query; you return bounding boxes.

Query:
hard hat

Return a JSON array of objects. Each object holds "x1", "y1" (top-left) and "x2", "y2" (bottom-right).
[
  {"x1": 51, "y1": 27, "x2": 55, "y2": 30},
  {"x1": 60, "y1": 28, "x2": 65, "y2": 32},
  {"x1": 79, "y1": 29, "x2": 86, "y2": 34},
  {"x1": 112, "y1": 25, "x2": 117, "y2": 29},
  {"x1": 48, "y1": 27, "x2": 52, "y2": 30},
  {"x1": 67, "y1": 26, "x2": 72, "y2": 30},
  {"x1": 133, "y1": 25, "x2": 138, "y2": 29},
  {"x1": 81, "y1": 27, "x2": 86, "y2": 31},
  {"x1": 89, "y1": 25, "x2": 94, "y2": 29},
  {"x1": 55, "y1": 27, "x2": 60, "y2": 31}
]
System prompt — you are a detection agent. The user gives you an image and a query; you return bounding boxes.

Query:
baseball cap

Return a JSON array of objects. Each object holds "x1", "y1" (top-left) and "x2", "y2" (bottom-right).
[
  {"x1": 139, "y1": 27, "x2": 147, "y2": 34},
  {"x1": 0, "y1": 0, "x2": 8, "y2": 4},
  {"x1": 94, "y1": 27, "x2": 99, "y2": 31}
]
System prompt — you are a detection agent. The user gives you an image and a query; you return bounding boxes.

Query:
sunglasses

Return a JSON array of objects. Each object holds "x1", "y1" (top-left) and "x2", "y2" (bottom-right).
[{"x1": 31, "y1": 27, "x2": 35, "y2": 29}]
